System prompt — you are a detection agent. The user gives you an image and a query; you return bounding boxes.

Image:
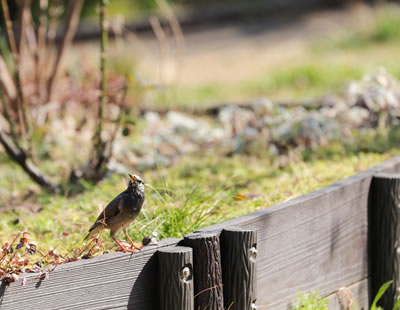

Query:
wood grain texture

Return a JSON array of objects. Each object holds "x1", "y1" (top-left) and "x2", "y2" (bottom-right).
[
  {"x1": 198, "y1": 155, "x2": 400, "y2": 309},
  {"x1": 183, "y1": 232, "x2": 224, "y2": 310},
  {"x1": 220, "y1": 227, "x2": 257, "y2": 310},
  {"x1": 158, "y1": 246, "x2": 194, "y2": 310},
  {"x1": 1, "y1": 155, "x2": 400, "y2": 310},
  {"x1": 369, "y1": 173, "x2": 400, "y2": 310},
  {"x1": 326, "y1": 278, "x2": 370, "y2": 310},
  {"x1": 0, "y1": 238, "x2": 179, "y2": 310}
]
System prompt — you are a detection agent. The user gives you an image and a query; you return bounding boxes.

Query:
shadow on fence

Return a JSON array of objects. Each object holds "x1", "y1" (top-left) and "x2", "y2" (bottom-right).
[{"x1": 2, "y1": 155, "x2": 400, "y2": 309}]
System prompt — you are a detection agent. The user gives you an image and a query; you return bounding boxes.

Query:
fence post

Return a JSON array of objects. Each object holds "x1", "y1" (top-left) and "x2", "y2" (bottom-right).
[
  {"x1": 183, "y1": 232, "x2": 224, "y2": 310},
  {"x1": 369, "y1": 173, "x2": 400, "y2": 309},
  {"x1": 158, "y1": 246, "x2": 194, "y2": 310},
  {"x1": 220, "y1": 227, "x2": 257, "y2": 310}
]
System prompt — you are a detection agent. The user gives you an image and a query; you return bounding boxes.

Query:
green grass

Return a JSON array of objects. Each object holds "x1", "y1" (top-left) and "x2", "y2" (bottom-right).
[
  {"x1": 143, "y1": 4, "x2": 400, "y2": 108},
  {"x1": 151, "y1": 49, "x2": 400, "y2": 108},
  {"x1": 334, "y1": 5, "x2": 400, "y2": 49},
  {"x1": 240, "y1": 64, "x2": 363, "y2": 100},
  {"x1": 0, "y1": 136, "x2": 398, "y2": 255}
]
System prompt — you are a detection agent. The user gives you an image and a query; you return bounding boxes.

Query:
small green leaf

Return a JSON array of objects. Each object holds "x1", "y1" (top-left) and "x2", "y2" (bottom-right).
[
  {"x1": 371, "y1": 281, "x2": 393, "y2": 310},
  {"x1": 392, "y1": 297, "x2": 400, "y2": 310}
]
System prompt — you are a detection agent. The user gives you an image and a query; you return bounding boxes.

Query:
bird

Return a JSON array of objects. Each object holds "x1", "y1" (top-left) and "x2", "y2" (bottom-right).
[{"x1": 84, "y1": 174, "x2": 145, "y2": 253}]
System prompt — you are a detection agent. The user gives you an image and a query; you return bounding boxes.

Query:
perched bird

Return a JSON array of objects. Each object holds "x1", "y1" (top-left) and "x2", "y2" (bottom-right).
[{"x1": 84, "y1": 174, "x2": 145, "y2": 253}]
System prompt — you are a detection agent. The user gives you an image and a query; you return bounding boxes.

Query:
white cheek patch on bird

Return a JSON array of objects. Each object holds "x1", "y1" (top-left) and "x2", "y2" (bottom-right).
[{"x1": 138, "y1": 183, "x2": 145, "y2": 193}]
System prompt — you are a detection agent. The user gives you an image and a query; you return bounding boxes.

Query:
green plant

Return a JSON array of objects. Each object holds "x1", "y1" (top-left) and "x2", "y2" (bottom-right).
[
  {"x1": 293, "y1": 290, "x2": 329, "y2": 310},
  {"x1": 331, "y1": 5, "x2": 400, "y2": 50},
  {"x1": 370, "y1": 281, "x2": 400, "y2": 310}
]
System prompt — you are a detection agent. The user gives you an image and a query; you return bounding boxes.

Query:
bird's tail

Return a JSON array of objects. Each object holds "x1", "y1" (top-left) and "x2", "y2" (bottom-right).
[{"x1": 83, "y1": 225, "x2": 102, "y2": 241}]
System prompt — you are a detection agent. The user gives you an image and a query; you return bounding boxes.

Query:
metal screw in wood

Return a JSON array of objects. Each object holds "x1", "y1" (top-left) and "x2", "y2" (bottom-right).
[
  {"x1": 180, "y1": 266, "x2": 192, "y2": 282},
  {"x1": 249, "y1": 247, "x2": 258, "y2": 262}
]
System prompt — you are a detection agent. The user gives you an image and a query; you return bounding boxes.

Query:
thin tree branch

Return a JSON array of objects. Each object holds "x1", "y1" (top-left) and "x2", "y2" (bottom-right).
[
  {"x1": 0, "y1": 129, "x2": 58, "y2": 193},
  {"x1": 46, "y1": 0, "x2": 84, "y2": 102},
  {"x1": 1, "y1": 0, "x2": 29, "y2": 135},
  {"x1": 0, "y1": 87, "x2": 18, "y2": 145},
  {"x1": 17, "y1": 0, "x2": 32, "y2": 54},
  {"x1": 36, "y1": 0, "x2": 48, "y2": 103},
  {"x1": 1, "y1": 0, "x2": 19, "y2": 60},
  {"x1": 156, "y1": 0, "x2": 185, "y2": 83},
  {"x1": 46, "y1": 1, "x2": 62, "y2": 52},
  {"x1": 82, "y1": 0, "x2": 111, "y2": 183},
  {"x1": 94, "y1": 0, "x2": 108, "y2": 152},
  {"x1": 149, "y1": 16, "x2": 168, "y2": 86},
  {"x1": 0, "y1": 55, "x2": 17, "y2": 102}
]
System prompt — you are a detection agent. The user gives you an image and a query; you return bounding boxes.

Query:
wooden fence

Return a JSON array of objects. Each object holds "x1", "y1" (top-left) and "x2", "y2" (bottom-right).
[{"x1": 2, "y1": 154, "x2": 400, "y2": 309}]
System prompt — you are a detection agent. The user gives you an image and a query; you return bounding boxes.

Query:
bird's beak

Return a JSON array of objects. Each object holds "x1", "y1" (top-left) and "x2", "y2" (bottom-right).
[{"x1": 129, "y1": 174, "x2": 136, "y2": 181}]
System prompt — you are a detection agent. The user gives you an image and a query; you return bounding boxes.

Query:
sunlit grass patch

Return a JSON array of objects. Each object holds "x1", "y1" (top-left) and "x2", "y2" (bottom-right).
[
  {"x1": 241, "y1": 63, "x2": 363, "y2": 99},
  {"x1": 335, "y1": 5, "x2": 400, "y2": 49},
  {"x1": 0, "y1": 143, "x2": 398, "y2": 255}
]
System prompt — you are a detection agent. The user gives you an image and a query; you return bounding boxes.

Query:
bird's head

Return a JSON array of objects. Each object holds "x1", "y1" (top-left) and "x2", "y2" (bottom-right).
[{"x1": 128, "y1": 174, "x2": 145, "y2": 193}]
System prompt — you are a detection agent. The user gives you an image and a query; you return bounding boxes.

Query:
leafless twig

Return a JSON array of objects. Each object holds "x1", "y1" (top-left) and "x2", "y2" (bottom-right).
[
  {"x1": 0, "y1": 55, "x2": 17, "y2": 102},
  {"x1": 0, "y1": 88, "x2": 18, "y2": 145},
  {"x1": 1, "y1": 0, "x2": 29, "y2": 135},
  {"x1": 46, "y1": 0, "x2": 84, "y2": 102},
  {"x1": 0, "y1": 130, "x2": 58, "y2": 193},
  {"x1": 36, "y1": 0, "x2": 48, "y2": 103},
  {"x1": 156, "y1": 0, "x2": 185, "y2": 83},
  {"x1": 94, "y1": 0, "x2": 109, "y2": 152},
  {"x1": 149, "y1": 16, "x2": 168, "y2": 86},
  {"x1": 17, "y1": 0, "x2": 32, "y2": 54}
]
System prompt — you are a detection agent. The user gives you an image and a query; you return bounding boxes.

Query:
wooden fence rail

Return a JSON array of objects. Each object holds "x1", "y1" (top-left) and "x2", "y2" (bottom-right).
[{"x1": 2, "y1": 154, "x2": 400, "y2": 309}]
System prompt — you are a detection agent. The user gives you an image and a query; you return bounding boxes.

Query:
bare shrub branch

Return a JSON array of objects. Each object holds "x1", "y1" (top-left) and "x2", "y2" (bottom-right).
[
  {"x1": 17, "y1": 0, "x2": 32, "y2": 54},
  {"x1": 0, "y1": 130, "x2": 58, "y2": 193},
  {"x1": 35, "y1": 0, "x2": 48, "y2": 102},
  {"x1": 81, "y1": 0, "x2": 111, "y2": 182},
  {"x1": 1, "y1": 0, "x2": 29, "y2": 135},
  {"x1": 156, "y1": 0, "x2": 185, "y2": 82},
  {"x1": 0, "y1": 55, "x2": 17, "y2": 102},
  {"x1": 46, "y1": 0, "x2": 84, "y2": 102}
]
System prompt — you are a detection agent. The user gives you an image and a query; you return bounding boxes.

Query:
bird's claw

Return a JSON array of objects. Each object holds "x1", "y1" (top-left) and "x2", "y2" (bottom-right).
[
  {"x1": 129, "y1": 244, "x2": 142, "y2": 251},
  {"x1": 113, "y1": 238, "x2": 136, "y2": 253},
  {"x1": 116, "y1": 247, "x2": 136, "y2": 253}
]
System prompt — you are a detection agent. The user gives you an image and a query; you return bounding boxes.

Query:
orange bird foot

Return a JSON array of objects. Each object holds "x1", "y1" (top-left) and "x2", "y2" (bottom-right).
[
  {"x1": 113, "y1": 238, "x2": 136, "y2": 253},
  {"x1": 124, "y1": 232, "x2": 143, "y2": 250},
  {"x1": 129, "y1": 243, "x2": 142, "y2": 251}
]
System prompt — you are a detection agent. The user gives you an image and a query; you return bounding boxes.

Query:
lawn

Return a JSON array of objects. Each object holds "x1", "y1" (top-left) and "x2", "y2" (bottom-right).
[{"x1": 0, "y1": 140, "x2": 398, "y2": 255}]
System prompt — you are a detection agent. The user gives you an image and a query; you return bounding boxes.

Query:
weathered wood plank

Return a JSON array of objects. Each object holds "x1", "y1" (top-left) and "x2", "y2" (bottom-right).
[
  {"x1": 182, "y1": 232, "x2": 224, "y2": 310},
  {"x1": 199, "y1": 155, "x2": 400, "y2": 309},
  {"x1": 220, "y1": 227, "x2": 257, "y2": 310},
  {"x1": 0, "y1": 239, "x2": 179, "y2": 310},
  {"x1": 369, "y1": 173, "x2": 400, "y2": 310},
  {"x1": 158, "y1": 246, "x2": 194, "y2": 310},
  {"x1": 1, "y1": 155, "x2": 400, "y2": 310},
  {"x1": 327, "y1": 278, "x2": 370, "y2": 310}
]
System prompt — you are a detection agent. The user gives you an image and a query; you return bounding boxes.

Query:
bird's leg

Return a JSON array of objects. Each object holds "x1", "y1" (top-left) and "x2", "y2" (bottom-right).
[
  {"x1": 113, "y1": 238, "x2": 135, "y2": 253},
  {"x1": 123, "y1": 228, "x2": 142, "y2": 250}
]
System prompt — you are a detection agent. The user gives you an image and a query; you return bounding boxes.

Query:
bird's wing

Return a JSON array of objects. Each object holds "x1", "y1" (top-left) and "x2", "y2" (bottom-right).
[{"x1": 88, "y1": 192, "x2": 128, "y2": 232}]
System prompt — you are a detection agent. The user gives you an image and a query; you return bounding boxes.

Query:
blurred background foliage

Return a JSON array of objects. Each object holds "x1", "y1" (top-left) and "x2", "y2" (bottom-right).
[
  {"x1": 0, "y1": 0, "x2": 378, "y2": 22},
  {"x1": 2, "y1": 0, "x2": 400, "y2": 256}
]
